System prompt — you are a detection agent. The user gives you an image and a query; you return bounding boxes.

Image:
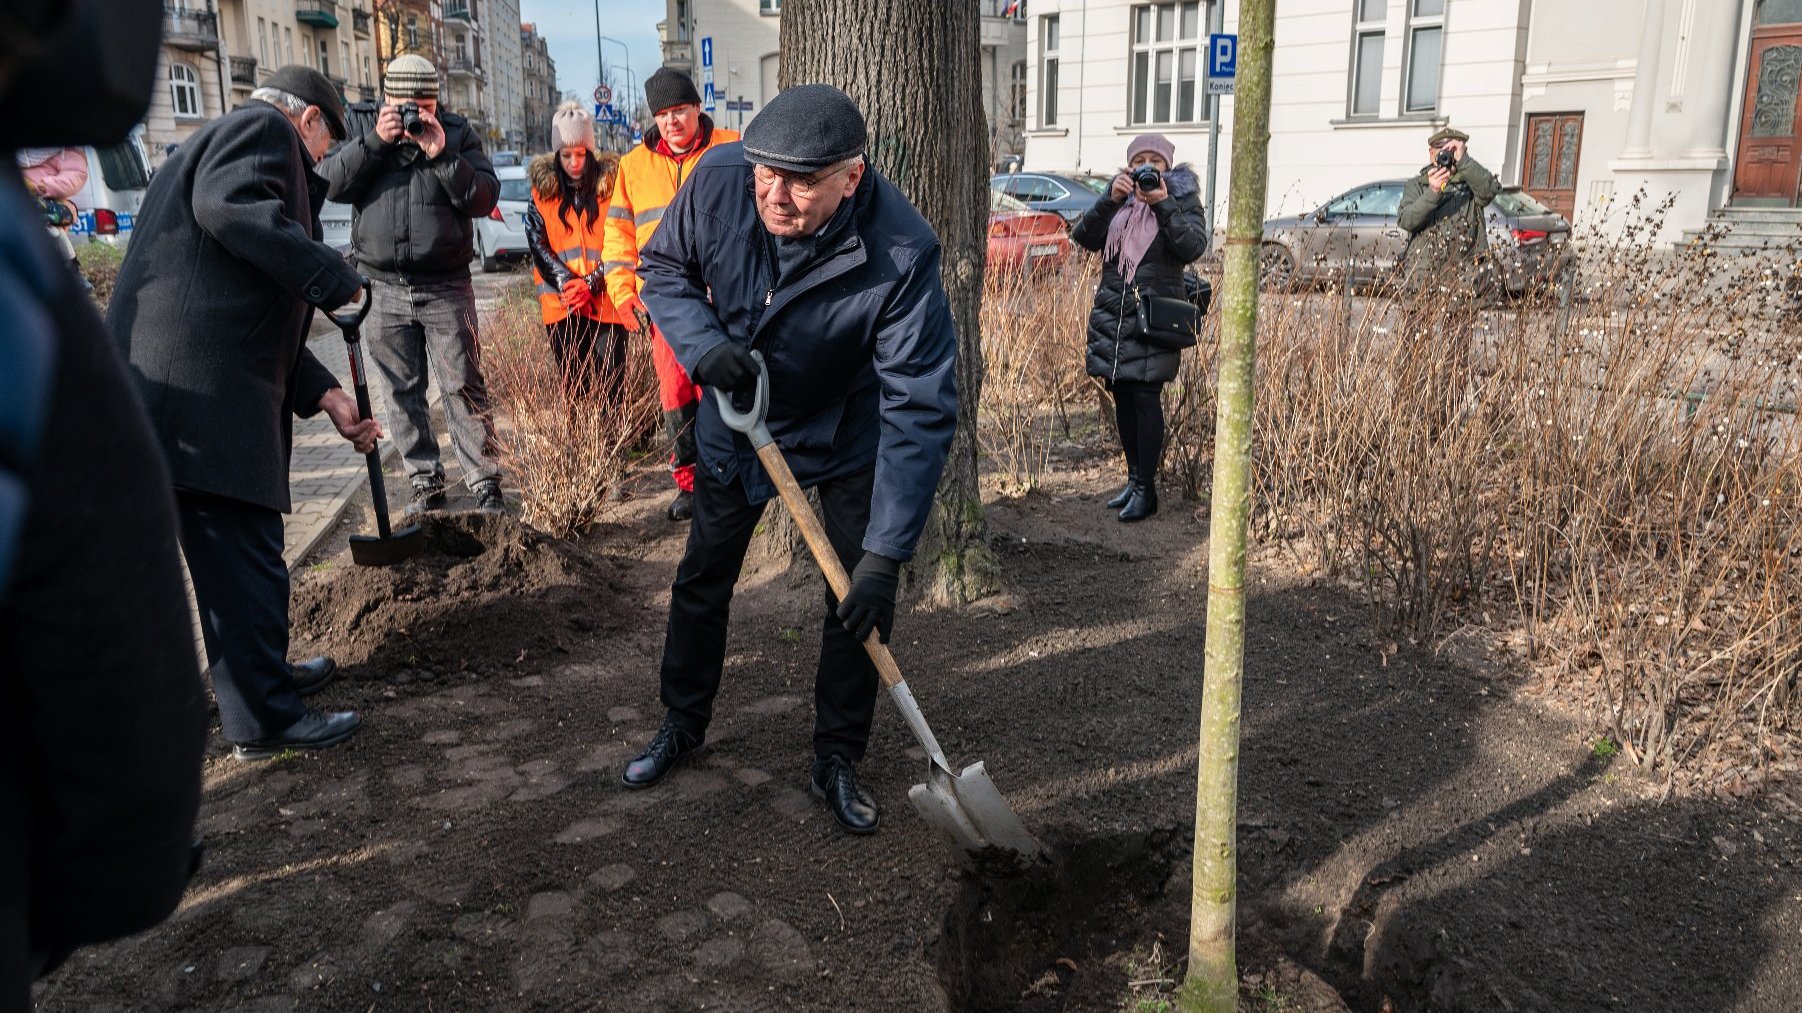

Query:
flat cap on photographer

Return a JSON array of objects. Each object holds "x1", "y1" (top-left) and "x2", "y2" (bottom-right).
[
  {"x1": 1426, "y1": 126, "x2": 1469, "y2": 147},
  {"x1": 741, "y1": 83, "x2": 866, "y2": 173}
]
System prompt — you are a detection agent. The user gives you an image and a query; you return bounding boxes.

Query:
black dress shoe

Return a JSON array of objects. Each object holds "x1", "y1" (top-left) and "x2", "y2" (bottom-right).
[
  {"x1": 622, "y1": 719, "x2": 702, "y2": 789},
  {"x1": 231, "y1": 709, "x2": 361, "y2": 761},
  {"x1": 810, "y1": 756, "x2": 879, "y2": 834},
  {"x1": 288, "y1": 656, "x2": 338, "y2": 697},
  {"x1": 666, "y1": 489, "x2": 695, "y2": 522},
  {"x1": 1118, "y1": 482, "x2": 1158, "y2": 523},
  {"x1": 1105, "y1": 480, "x2": 1138, "y2": 509}
]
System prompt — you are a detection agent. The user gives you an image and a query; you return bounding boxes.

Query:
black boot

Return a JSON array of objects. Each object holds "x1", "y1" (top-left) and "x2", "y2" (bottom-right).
[
  {"x1": 1105, "y1": 475, "x2": 1138, "y2": 509},
  {"x1": 1118, "y1": 481, "x2": 1158, "y2": 522},
  {"x1": 622, "y1": 718, "x2": 703, "y2": 788},
  {"x1": 810, "y1": 756, "x2": 879, "y2": 834}
]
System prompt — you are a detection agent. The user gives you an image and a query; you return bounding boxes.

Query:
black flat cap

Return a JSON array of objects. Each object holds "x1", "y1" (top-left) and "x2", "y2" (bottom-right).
[
  {"x1": 264, "y1": 64, "x2": 346, "y2": 140},
  {"x1": 742, "y1": 83, "x2": 866, "y2": 174}
]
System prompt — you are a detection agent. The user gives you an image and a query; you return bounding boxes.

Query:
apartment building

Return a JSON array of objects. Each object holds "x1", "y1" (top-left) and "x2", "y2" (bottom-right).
[
  {"x1": 659, "y1": 0, "x2": 1029, "y2": 165},
  {"x1": 437, "y1": 0, "x2": 527, "y2": 148},
  {"x1": 1022, "y1": 0, "x2": 1801, "y2": 244},
  {"x1": 522, "y1": 21, "x2": 559, "y2": 153},
  {"x1": 148, "y1": 0, "x2": 383, "y2": 166}
]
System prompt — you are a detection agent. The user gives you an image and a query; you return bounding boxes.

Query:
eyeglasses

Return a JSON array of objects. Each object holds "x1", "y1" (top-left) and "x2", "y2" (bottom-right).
[{"x1": 753, "y1": 162, "x2": 852, "y2": 200}]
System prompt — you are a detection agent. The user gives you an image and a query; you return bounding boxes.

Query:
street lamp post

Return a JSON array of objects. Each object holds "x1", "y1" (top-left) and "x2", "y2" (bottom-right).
[{"x1": 598, "y1": 35, "x2": 633, "y2": 150}]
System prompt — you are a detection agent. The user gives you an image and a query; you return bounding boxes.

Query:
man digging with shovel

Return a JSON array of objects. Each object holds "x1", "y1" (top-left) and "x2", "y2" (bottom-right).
[{"x1": 620, "y1": 85, "x2": 957, "y2": 835}]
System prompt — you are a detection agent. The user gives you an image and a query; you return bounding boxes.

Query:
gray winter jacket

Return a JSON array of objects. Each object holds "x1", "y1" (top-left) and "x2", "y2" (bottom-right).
[{"x1": 318, "y1": 102, "x2": 499, "y2": 283}]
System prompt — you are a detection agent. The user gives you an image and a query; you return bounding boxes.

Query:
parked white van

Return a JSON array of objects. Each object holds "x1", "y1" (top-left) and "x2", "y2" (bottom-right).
[{"x1": 67, "y1": 128, "x2": 151, "y2": 244}]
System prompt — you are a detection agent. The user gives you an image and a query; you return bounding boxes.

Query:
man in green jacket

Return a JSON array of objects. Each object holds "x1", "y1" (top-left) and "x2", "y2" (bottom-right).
[{"x1": 1397, "y1": 127, "x2": 1498, "y2": 295}]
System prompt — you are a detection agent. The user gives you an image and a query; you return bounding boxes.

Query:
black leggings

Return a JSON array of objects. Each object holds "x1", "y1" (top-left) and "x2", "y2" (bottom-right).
[{"x1": 1111, "y1": 380, "x2": 1165, "y2": 486}]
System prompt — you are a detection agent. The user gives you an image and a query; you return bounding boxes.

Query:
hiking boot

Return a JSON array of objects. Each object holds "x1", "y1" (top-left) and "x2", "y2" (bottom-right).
[
  {"x1": 667, "y1": 489, "x2": 694, "y2": 522},
  {"x1": 474, "y1": 480, "x2": 505, "y2": 515},
  {"x1": 402, "y1": 484, "x2": 447, "y2": 516}
]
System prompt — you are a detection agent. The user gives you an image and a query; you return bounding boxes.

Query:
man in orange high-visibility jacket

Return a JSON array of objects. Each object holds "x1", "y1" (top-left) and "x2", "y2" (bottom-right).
[{"x1": 603, "y1": 67, "x2": 739, "y2": 521}]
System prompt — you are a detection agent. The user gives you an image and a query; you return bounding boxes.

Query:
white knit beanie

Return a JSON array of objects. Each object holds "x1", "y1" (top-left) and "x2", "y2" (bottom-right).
[{"x1": 551, "y1": 101, "x2": 595, "y2": 151}]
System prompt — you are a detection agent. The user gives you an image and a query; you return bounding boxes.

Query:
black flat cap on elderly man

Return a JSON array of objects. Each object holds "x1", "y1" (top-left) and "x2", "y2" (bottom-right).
[
  {"x1": 741, "y1": 83, "x2": 867, "y2": 174},
  {"x1": 263, "y1": 64, "x2": 347, "y2": 140}
]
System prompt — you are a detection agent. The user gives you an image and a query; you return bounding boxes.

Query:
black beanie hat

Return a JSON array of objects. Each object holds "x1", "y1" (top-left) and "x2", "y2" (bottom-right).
[{"x1": 644, "y1": 67, "x2": 702, "y2": 114}]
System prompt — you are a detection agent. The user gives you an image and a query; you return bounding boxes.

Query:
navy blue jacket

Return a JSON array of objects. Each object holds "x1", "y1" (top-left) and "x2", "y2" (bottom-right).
[{"x1": 639, "y1": 142, "x2": 957, "y2": 561}]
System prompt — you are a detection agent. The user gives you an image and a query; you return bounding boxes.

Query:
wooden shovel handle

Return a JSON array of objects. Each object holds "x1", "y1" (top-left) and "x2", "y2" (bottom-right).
[{"x1": 753, "y1": 441, "x2": 906, "y2": 689}]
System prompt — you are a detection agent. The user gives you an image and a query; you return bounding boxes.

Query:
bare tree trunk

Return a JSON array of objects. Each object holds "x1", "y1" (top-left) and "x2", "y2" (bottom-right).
[
  {"x1": 1179, "y1": 2, "x2": 1276, "y2": 1010},
  {"x1": 778, "y1": 0, "x2": 997, "y2": 604}
]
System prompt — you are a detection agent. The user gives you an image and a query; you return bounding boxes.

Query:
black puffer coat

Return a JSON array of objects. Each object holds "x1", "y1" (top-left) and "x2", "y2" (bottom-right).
[
  {"x1": 317, "y1": 102, "x2": 499, "y2": 283},
  {"x1": 1070, "y1": 166, "x2": 1209, "y2": 385}
]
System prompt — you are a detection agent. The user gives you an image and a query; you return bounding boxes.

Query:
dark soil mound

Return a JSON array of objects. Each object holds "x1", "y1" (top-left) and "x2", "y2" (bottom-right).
[{"x1": 290, "y1": 513, "x2": 629, "y2": 680}]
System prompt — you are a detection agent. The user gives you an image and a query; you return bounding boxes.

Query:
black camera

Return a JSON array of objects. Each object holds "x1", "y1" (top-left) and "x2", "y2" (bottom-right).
[
  {"x1": 1434, "y1": 147, "x2": 1457, "y2": 169},
  {"x1": 400, "y1": 101, "x2": 425, "y2": 138},
  {"x1": 1132, "y1": 164, "x2": 1163, "y2": 192}
]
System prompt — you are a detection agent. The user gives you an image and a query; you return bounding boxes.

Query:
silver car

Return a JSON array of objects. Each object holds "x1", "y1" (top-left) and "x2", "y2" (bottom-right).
[
  {"x1": 1261, "y1": 179, "x2": 1573, "y2": 296},
  {"x1": 990, "y1": 171, "x2": 1109, "y2": 223},
  {"x1": 474, "y1": 165, "x2": 531, "y2": 273}
]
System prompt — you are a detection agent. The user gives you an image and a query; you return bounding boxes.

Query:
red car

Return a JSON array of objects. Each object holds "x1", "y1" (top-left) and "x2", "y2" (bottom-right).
[{"x1": 988, "y1": 190, "x2": 1071, "y2": 272}]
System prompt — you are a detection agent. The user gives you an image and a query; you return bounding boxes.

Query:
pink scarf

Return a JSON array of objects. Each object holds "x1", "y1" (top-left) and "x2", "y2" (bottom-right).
[{"x1": 1102, "y1": 196, "x2": 1159, "y2": 282}]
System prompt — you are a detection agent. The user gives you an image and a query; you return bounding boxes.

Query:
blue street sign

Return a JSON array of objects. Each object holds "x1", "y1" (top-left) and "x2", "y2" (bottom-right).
[
  {"x1": 1206, "y1": 33, "x2": 1237, "y2": 95},
  {"x1": 700, "y1": 36, "x2": 713, "y2": 68}
]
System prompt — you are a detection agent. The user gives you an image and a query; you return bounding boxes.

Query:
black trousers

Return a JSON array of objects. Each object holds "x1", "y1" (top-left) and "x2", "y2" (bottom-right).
[
  {"x1": 546, "y1": 316, "x2": 627, "y2": 405},
  {"x1": 175, "y1": 490, "x2": 306, "y2": 743},
  {"x1": 1110, "y1": 379, "x2": 1166, "y2": 486},
  {"x1": 659, "y1": 464, "x2": 880, "y2": 760}
]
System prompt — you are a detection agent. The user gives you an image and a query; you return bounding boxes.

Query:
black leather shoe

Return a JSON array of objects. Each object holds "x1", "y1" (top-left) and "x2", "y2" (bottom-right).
[
  {"x1": 403, "y1": 484, "x2": 448, "y2": 516},
  {"x1": 1105, "y1": 480, "x2": 1138, "y2": 509},
  {"x1": 666, "y1": 489, "x2": 694, "y2": 522},
  {"x1": 474, "y1": 480, "x2": 505, "y2": 515},
  {"x1": 231, "y1": 709, "x2": 361, "y2": 761},
  {"x1": 288, "y1": 656, "x2": 338, "y2": 697},
  {"x1": 810, "y1": 756, "x2": 879, "y2": 834},
  {"x1": 1118, "y1": 482, "x2": 1158, "y2": 523},
  {"x1": 622, "y1": 719, "x2": 702, "y2": 788}
]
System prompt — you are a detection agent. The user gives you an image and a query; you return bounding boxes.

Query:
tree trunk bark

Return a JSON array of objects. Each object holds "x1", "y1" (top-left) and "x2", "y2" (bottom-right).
[
  {"x1": 778, "y1": 0, "x2": 996, "y2": 604},
  {"x1": 1179, "y1": 2, "x2": 1276, "y2": 1011}
]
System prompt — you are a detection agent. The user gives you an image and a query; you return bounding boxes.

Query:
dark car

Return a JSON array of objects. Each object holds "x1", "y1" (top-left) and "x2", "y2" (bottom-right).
[
  {"x1": 1260, "y1": 179, "x2": 1573, "y2": 297},
  {"x1": 991, "y1": 171, "x2": 1107, "y2": 223}
]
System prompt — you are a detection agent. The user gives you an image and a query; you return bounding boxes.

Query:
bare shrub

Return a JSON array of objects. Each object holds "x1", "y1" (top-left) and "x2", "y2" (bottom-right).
[
  {"x1": 977, "y1": 259, "x2": 1095, "y2": 494},
  {"x1": 1251, "y1": 195, "x2": 1802, "y2": 786},
  {"x1": 482, "y1": 283, "x2": 660, "y2": 537}
]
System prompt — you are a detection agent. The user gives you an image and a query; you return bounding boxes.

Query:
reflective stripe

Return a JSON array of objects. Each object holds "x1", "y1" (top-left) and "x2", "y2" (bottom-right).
[
  {"x1": 602, "y1": 259, "x2": 634, "y2": 273},
  {"x1": 607, "y1": 205, "x2": 633, "y2": 220},
  {"x1": 536, "y1": 283, "x2": 559, "y2": 296},
  {"x1": 634, "y1": 205, "x2": 665, "y2": 228}
]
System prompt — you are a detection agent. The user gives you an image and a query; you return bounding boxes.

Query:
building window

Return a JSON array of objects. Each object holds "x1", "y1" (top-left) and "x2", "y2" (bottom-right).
[
  {"x1": 1039, "y1": 15, "x2": 1059, "y2": 127},
  {"x1": 257, "y1": 17, "x2": 268, "y2": 65},
  {"x1": 760, "y1": 0, "x2": 781, "y2": 13},
  {"x1": 1129, "y1": 2, "x2": 1204, "y2": 125},
  {"x1": 405, "y1": 16, "x2": 419, "y2": 50},
  {"x1": 1403, "y1": 0, "x2": 1444, "y2": 113},
  {"x1": 170, "y1": 62, "x2": 202, "y2": 118},
  {"x1": 1349, "y1": 0, "x2": 1386, "y2": 117},
  {"x1": 1009, "y1": 59, "x2": 1027, "y2": 124},
  {"x1": 318, "y1": 39, "x2": 330, "y2": 76},
  {"x1": 342, "y1": 42, "x2": 352, "y2": 81},
  {"x1": 284, "y1": 26, "x2": 295, "y2": 66}
]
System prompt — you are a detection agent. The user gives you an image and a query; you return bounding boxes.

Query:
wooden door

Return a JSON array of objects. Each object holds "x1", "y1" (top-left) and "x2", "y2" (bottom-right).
[
  {"x1": 1733, "y1": 26, "x2": 1802, "y2": 204},
  {"x1": 1523, "y1": 112, "x2": 1583, "y2": 220}
]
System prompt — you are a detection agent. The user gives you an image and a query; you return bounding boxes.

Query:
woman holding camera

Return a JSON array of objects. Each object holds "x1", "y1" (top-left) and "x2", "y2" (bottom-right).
[
  {"x1": 1070, "y1": 133, "x2": 1210, "y2": 522},
  {"x1": 526, "y1": 102, "x2": 628, "y2": 403}
]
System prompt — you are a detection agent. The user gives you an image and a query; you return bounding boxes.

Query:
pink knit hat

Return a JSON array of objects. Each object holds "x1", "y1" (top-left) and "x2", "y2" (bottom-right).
[{"x1": 1126, "y1": 132, "x2": 1176, "y2": 166}]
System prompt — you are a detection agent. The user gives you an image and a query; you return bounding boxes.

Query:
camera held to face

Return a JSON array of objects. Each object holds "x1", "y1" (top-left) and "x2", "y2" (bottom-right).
[
  {"x1": 1434, "y1": 146, "x2": 1457, "y2": 170},
  {"x1": 1132, "y1": 164, "x2": 1163, "y2": 193},
  {"x1": 400, "y1": 101, "x2": 426, "y2": 138}
]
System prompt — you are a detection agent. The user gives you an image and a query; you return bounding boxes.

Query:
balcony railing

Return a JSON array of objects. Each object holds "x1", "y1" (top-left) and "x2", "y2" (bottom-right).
[
  {"x1": 163, "y1": 5, "x2": 219, "y2": 51},
  {"x1": 443, "y1": 2, "x2": 474, "y2": 22},
  {"x1": 980, "y1": 0, "x2": 1026, "y2": 19},
  {"x1": 229, "y1": 55, "x2": 258, "y2": 85},
  {"x1": 445, "y1": 56, "x2": 483, "y2": 78},
  {"x1": 352, "y1": 7, "x2": 370, "y2": 34},
  {"x1": 296, "y1": 0, "x2": 339, "y2": 29}
]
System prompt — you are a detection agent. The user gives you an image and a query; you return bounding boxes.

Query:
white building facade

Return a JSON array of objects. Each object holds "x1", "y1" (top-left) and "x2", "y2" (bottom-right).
[{"x1": 1023, "y1": 0, "x2": 1802, "y2": 244}]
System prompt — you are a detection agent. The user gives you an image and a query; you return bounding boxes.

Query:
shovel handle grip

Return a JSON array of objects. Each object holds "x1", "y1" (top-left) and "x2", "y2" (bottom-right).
[
  {"x1": 325, "y1": 278, "x2": 374, "y2": 331},
  {"x1": 753, "y1": 441, "x2": 905, "y2": 690}
]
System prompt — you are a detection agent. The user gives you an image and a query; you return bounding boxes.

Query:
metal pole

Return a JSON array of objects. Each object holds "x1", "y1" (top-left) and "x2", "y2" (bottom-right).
[
  {"x1": 1203, "y1": 0, "x2": 1224, "y2": 248},
  {"x1": 593, "y1": 0, "x2": 607, "y2": 144}
]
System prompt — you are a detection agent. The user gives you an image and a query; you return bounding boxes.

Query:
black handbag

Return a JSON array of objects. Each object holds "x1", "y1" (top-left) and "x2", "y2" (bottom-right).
[{"x1": 1131, "y1": 277, "x2": 1206, "y2": 351}]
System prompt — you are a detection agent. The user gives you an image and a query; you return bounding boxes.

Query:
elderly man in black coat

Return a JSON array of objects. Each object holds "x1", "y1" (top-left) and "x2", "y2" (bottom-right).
[{"x1": 109, "y1": 66, "x2": 381, "y2": 760}]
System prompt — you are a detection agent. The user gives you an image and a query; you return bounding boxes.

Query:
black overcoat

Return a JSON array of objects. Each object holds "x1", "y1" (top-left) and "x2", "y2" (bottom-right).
[
  {"x1": 1070, "y1": 166, "x2": 1210, "y2": 385},
  {"x1": 108, "y1": 101, "x2": 361, "y2": 513}
]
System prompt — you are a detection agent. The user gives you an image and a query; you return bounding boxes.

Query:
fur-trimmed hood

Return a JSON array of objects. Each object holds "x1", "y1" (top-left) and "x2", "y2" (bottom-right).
[{"x1": 528, "y1": 149, "x2": 620, "y2": 204}]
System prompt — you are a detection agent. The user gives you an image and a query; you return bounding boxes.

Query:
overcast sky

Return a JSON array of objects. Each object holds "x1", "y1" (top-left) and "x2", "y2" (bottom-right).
[{"x1": 522, "y1": 0, "x2": 667, "y2": 107}]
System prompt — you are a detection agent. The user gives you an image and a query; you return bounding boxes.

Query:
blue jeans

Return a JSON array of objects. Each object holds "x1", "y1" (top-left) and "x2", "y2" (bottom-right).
[{"x1": 367, "y1": 276, "x2": 501, "y2": 490}]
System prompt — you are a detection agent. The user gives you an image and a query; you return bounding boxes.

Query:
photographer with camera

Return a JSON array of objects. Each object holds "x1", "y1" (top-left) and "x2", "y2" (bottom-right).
[
  {"x1": 1070, "y1": 133, "x2": 1210, "y2": 523},
  {"x1": 1397, "y1": 127, "x2": 1497, "y2": 301},
  {"x1": 320, "y1": 54, "x2": 505, "y2": 516}
]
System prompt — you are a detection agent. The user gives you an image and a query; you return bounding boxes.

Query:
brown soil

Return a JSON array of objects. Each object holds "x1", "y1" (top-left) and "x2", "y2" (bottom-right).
[{"x1": 31, "y1": 455, "x2": 1802, "y2": 1013}]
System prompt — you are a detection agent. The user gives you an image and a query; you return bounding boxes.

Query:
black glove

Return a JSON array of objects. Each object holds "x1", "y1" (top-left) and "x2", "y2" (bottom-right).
[
  {"x1": 693, "y1": 341, "x2": 759, "y2": 395},
  {"x1": 836, "y1": 551, "x2": 902, "y2": 644}
]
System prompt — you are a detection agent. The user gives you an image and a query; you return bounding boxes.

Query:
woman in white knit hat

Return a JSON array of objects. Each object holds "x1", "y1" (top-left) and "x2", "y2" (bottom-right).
[{"x1": 524, "y1": 101, "x2": 627, "y2": 403}]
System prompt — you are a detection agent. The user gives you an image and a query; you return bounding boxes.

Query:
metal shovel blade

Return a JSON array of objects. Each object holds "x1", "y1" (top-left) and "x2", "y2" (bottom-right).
[
  {"x1": 348, "y1": 524, "x2": 425, "y2": 567},
  {"x1": 907, "y1": 758, "x2": 1042, "y2": 865}
]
